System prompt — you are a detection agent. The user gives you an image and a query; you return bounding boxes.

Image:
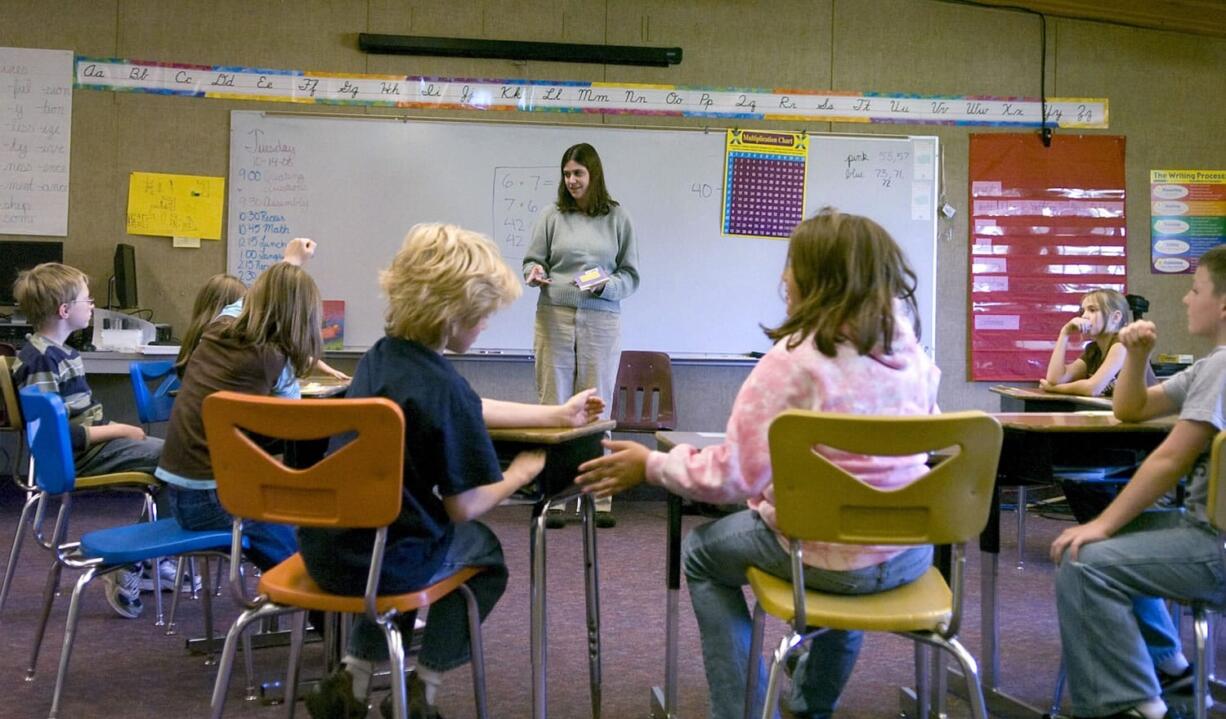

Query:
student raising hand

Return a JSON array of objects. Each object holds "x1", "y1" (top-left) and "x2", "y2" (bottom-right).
[{"x1": 282, "y1": 237, "x2": 317, "y2": 266}]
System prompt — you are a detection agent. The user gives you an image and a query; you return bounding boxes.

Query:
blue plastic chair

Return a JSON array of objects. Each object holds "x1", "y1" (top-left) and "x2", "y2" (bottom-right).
[
  {"x1": 128, "y1": 359, "x2": 203, "y2": 607},
  {"x1": 128, "y1": 360, "x2": 179, "y2": 432},
  {"x1": 18, "y1": 387, "x2": 233, "y2": 719}
]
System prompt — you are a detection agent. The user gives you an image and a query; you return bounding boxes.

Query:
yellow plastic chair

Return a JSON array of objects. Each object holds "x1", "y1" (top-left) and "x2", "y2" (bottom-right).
[
  {"x1": 202, "y1": 391, "x2": 490, "y2": 719},
  {"x1": 0, "y1": 354, "x2": 39, "y2": 615},
  {"x1": 744, "y1": 409, "x2": 1002, "y2": 719}
]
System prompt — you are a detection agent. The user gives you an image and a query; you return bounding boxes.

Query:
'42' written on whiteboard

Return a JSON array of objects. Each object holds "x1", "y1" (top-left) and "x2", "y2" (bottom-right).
[{"x1": 492, "y1": 167, "x2": 556, "y2": 263}]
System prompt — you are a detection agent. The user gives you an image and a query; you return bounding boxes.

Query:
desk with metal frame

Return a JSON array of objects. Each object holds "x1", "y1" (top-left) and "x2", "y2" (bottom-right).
[
  {"x1": 990, "y1": 384, "x2": 1113, "y2": 413},
  {"x1": 490, "y1": 420, "x2": 616, "y2": 719},
  {"x1": 650, "y1": 431, "x2": 723, "y2": 719},
  {"x1": 969, "y1": 412, "x2": 1175, "y2": 718},
  {"x1": 990, "y1": 385, "x2": 1113, "y2": 570}
]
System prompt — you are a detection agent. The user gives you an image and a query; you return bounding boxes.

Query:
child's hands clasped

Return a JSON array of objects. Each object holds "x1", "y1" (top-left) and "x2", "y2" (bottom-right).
[
  {"x1": 558, "y1": 388, "x2": 605, "y2": 426},
  {"x1": 575, "y1": 439, "x2": 649, "y2": 497},
  {"x1": 1118, "y1": 320, "x2": 1158, "y2": 354}
]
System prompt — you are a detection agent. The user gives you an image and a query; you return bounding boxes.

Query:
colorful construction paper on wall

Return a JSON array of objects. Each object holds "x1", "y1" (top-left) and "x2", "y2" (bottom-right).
[
  {"x1": 1150, "y1": 170, "x2": 1226, "y2": 274},
  {"x1": 968, "y1": 134, "x2": 1127, "y2": 381},
  {"x1": 126, "y1": 171, "x2": 224, "y2": 239}
]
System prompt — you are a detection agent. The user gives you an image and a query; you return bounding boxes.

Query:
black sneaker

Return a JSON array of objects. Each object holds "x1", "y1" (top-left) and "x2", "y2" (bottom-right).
[
  {"x1": 544, "y1": 508, "x2": 568, "y2": 529},
  {"x1": 379, "y1": 672, "x2": 444, "y2": 719},
  {"x1": 595, "y1": 510, "x2": 616, "y2": 529},
  {"x1": 305, "y1": 668, "x2": 368, "y2": 719},
  {"x1": 1159, "y1": 665, "x2": 1194, "y2": 695}
]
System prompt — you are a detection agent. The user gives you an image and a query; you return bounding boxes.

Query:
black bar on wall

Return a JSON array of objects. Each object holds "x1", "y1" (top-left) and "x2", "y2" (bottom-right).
[{"x1": 358, "y1": 33, "x2": 682, "y2": 67}]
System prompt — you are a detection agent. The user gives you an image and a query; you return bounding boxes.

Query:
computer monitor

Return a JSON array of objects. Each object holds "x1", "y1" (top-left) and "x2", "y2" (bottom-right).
[
  {"x1": 113, "y1": 243, "x2": 138, "y2": 310},
  {"x1": 0, "y1": 241, "x2": 65, "y2": 306}
]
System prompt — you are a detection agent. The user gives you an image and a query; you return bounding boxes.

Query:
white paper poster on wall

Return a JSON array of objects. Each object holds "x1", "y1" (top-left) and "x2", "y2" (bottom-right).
[{"x1": 0, "y1": 47, "x2": 73, "y2": 236}]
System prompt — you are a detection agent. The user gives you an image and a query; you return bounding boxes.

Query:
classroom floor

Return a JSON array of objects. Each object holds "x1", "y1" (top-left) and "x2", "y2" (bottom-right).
[{"x1": 0, "y1": 483, "x2": 1221, "y2": 718}]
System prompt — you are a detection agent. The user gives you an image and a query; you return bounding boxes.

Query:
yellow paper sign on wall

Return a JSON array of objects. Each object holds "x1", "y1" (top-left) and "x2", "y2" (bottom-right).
[{"x1": 126, "y1": 172, "x2": 225, "y2": 240}]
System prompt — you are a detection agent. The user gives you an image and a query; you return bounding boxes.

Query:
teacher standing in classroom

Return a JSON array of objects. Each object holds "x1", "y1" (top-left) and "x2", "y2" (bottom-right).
[{"x1": 524, "y1": 142, "x2": 640, "y2": 528}]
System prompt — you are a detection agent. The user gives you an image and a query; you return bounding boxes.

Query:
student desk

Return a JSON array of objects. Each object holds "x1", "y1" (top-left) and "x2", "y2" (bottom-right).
[
  {"x1": 990, "y1": 384, "x2": 1113, "y2": 413},
  {"x1": 976, "y1": 412, "x2": 1175, "y2": 718},
  {"x1": 490, "y1": 420, "x2": 616, "y2": 719},
  {"x1": 297, "y1": 377, "x2": 350, "y2": 398},
  {"x1": 650, "y1": 431, "x2": 723, "y2": 719}
]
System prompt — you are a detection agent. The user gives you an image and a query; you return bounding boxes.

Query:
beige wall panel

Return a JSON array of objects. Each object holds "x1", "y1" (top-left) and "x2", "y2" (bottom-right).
[
  {"x1": 607, "y1": 0, "x2": 833, "y2": 89},
  {"x1": 370, "y1": 0, "x2": 606, "y2": 41},
  {"x1": 61, "y1": 91, "x2": 117, "y2": 291},
  {"x1": 1, "y1": 1, "x2": 119, "y2": 55},
  {"x1": 116, "y1": 0, "x2": 367, "y2": 71},
  {"x1": 366, "y1": 0, "x2": 607, "y2": 79},
  {"x1": 833, "y1": 0, "x2": 1045, "y2": 95},
  {"x1": 110, "y1": 92, "x2": 236, "y2": 330},
  {"x1": 1055, "y1": 19, "x2": 1226, "y2": 360}
]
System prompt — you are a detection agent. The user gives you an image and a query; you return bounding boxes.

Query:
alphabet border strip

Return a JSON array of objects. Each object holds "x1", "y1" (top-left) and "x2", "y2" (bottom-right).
[{"x1": 75, "y1": 56, "x2": 1109, "y2": 129}]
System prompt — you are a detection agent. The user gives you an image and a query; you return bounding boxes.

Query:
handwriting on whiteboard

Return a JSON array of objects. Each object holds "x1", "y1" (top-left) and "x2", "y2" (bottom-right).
[
  {"x1": 230, "y1": 129, "x2": 306, "y2": 283},
  {"x1": 492, "y1": 167, "x2": 555, "y2": 262},
  {"x1": 1, "y1": 48, "x2": 72, "y2": 236}
]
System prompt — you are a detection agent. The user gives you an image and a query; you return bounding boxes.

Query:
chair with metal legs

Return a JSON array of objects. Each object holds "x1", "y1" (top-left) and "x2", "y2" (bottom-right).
[
  {"x1": 127, "y1": 359, "x2": 211, "y2": 620},
  {"x1": 128, "y1": 360, "x2": 179, "y2": 434},
  {"x1": 1, "y1": 357, "x2": 172, "y2": 624},
  {"x1": 0, "y1": 354, "x2": 39, "y2": 617},
  {"x1": 17, "y1": 387, "x2": 233, "y2": 719},
  {"x1": 743, "y1": 409, "x2": 1002, "y2": 719},
  {"x1": 203, "y1": 391, "x2": 490, "y2": 719}
]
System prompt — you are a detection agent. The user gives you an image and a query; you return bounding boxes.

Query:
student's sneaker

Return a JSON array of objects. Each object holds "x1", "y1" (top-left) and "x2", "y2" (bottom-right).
[
  {"x1": 544, "y1": 507, "x2": 568, "y2": 529},
  {"x1": 379, "y1": 672, "x2": 444, "y2": 719},
  {"x1": 102, "y1": 567, "x2": 144, "y2": 619},
  {"x1": 1158, "y1": 664, "x2": 1195, "y2": 695},
  {"x1": 595, "y1": 509, "x2": 616, "y2": 528},
  {"x1": 138, "y1": 559, "x2": 203, "y2": 593},
  {"x1": 304, "y1": 668, "x2": 368, "y2": 719}
]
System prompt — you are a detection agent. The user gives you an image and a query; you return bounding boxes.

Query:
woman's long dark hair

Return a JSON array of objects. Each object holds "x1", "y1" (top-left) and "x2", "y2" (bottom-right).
[
  {"x1": 766, "y1": 208, "x2": 920, "y2": 357},
  {"x1": 555, "y1": 143, "x2": 618, "y2": 217}
]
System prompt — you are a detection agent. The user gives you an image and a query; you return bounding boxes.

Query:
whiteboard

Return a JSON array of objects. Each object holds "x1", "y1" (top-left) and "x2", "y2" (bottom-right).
[
  {"x1": 227, "y1": 112, "x2": 937, "y2": 356},
  {"x1": 0, "y1": 47, "x2": 73, "y2": 236}
]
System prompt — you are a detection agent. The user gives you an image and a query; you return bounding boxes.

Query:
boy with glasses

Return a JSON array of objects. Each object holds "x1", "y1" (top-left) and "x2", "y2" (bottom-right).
[{"x1": 11, "y1": 262, "x2": 163, "y2": 619}]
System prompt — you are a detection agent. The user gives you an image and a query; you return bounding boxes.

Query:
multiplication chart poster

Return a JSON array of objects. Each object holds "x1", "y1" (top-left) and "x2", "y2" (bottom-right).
[{"x1": 722, "y1": 129, "x2": 807, "y2": 239}]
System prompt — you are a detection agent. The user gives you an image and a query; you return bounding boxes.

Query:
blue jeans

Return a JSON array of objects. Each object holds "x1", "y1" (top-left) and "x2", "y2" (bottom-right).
[
  {"x1": 683, "y1": 509, "x2": 933, "y2": 719},
  {"x1": 1056, "y1": 510, "x2": 1226, "y2": 717},
  {"x1": 345, "y1": 521, "x2": 508, "y2": 672},
  {"x1": 166, "y1": 485, "x2": 297, "y2": 572},
  {"x1": 76, "y1": 435, "x2": 163, "y2": 476}
]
